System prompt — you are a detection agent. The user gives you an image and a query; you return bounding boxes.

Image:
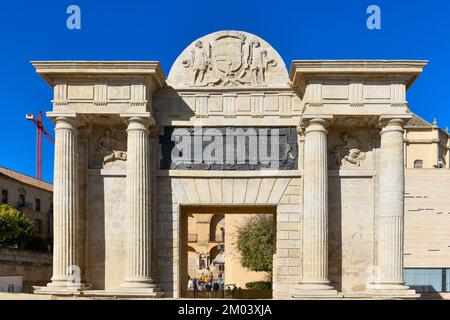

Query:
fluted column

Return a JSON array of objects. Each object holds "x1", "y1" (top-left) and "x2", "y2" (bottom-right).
[
  {"x1": 48, "y1": 116, "x2": 81, "y2": 288},
  {"x1": 121, "y1": 117, "x2": 158, "y2": 290},
  {"x1": 294, "y1": 117, "x2": 337, "y2": 296},
  {"x1": 372, "y1": 118, "x2": 411, "y2": 292}
]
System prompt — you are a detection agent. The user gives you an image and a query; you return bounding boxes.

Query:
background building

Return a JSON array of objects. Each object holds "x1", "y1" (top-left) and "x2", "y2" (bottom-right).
[
  {"x1": 186, "y1": 213, "x2": 269, "y2": 289},
  {"x1": 405, "y1": 115, "x2": 450, "y2": 169},
  {"x1": 403, "y1": 115, "x2": 450, "y2": 295},
  {"x1": 0, "y1": 166, "x2": 53, "y2": 293},
  {"x1": 0, "y1": 166, "x2": 53, "y2": 240}
]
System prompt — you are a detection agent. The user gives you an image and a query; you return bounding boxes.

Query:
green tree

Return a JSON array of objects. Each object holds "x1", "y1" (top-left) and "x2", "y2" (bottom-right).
[
  {"x1": 24, "y1": 235, "x2": 49, "y2": 251},
  {"x1": 0, "y1": 204, "x2": 34, "y2": 247},
  {"x1": 236, "y1": 215, "x2": 274, "y2": 275}
]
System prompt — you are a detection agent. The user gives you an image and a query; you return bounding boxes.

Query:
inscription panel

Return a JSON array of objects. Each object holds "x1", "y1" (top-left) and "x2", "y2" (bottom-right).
[{"x1": 159, "y1": 127, "x2": 298, "y2": 170}]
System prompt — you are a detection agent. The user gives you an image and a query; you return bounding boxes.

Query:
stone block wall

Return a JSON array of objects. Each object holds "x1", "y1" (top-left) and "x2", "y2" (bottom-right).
[
  {"x1": 154, "y1": 175, "x2": 302, "y2": 299},
  {"x1": 0, "y1": 248, "x2": 52, "y2": 293},
  {"x1": 272, "y1": 177, "x2": 302, "y2": 299},
  {"x1": 405, "y1": 169, "x2": 450, "y2": 268}
]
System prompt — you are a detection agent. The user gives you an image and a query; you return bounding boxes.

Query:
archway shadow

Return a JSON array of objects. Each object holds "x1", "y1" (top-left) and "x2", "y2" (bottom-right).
[{"x1": 328, "y1": 176, "x2": 343, "y2": 292}]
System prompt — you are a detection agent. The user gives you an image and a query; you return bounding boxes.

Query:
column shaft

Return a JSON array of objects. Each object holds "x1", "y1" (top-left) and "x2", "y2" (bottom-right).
[
  {"x1": 48, "y1": 117, "x2": 80, "y2": 287},
  {"x1": 375, "y1": 118, "x2": 409, "y2": 289},
  {"x1": 121, "y1": 117, "x2": 154, "y2": 288},
  {"x1": 297, "y1": 118, "x2": 335, "y2": 293}
]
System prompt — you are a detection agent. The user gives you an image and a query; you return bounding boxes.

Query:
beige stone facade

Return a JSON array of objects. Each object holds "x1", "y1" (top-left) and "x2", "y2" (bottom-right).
[
  {"x1": 404, "y1": 115, "x2": 450, "y2": 169},
  {"x1": 30, "y1": 30, "x2": 438, "y2": 299}
]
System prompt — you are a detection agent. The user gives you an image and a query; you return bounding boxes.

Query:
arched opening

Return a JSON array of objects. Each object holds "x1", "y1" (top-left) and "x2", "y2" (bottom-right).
[
  {"x1": 209, "y1": 245, "x2": 225, "y2": 274},
  {"x1": 414, "y1": 159, "x2": 424, "y2": 168},
  {"x1": 180, "y1": 205, "x2": 276, "y2": 299},
  {"x1": 209, "y1": 213, "x2": 225, "y2": 242}
]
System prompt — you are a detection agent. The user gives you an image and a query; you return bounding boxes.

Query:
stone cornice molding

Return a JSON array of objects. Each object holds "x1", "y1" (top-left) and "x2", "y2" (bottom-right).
[
  {"x1": 290, "y1": 60, "x2": 428, "y2": 91},
  {"x1": 31, "y1": 61, "x2": 166, "y2": 90}
]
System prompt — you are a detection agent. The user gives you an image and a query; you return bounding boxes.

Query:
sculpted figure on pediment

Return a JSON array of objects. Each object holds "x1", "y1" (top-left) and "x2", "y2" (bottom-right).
[
  {"x1": 183, "y1": 40, "x2": 211, "y2": 86},
  {"x1": 249, "y1": 39, "x2": 276, "y2": 85},
  {"x1": 174, "y1": 31, "x2": 286, "y2": 88}
]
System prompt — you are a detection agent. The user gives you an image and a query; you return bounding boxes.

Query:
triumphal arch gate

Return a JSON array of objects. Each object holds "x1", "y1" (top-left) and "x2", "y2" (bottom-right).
[{"x1": 32, "y1": 30, "x2": 426, "y2": 299}]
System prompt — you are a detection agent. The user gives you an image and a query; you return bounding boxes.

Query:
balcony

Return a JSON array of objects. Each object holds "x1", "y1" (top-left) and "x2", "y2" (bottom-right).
[{"x1": 188, "y1": 234, "x2": 197, "y2": 242}]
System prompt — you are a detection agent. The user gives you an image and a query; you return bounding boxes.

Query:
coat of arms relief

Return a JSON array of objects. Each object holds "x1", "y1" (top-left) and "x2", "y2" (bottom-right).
[{"x1": 182, "y1": 31, "x2": 277, "y2": 87}]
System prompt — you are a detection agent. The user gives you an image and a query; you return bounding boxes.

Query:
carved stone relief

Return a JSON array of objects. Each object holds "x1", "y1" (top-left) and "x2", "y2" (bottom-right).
[
  {"x1": 182, "y1": 32, "x2": 277, "y2": 87},
  {"x1": 328, "y1": 128, "x2": 375, "y2": 169},
  {"x1": 90, "y1": 127, "x2": 127, "y2": 169},
  {"x1": 168, "y1": 30, "x2": 289, "y2": 88},
  {"x1": 332, "y1": 133, "x2": 367, "y2": 167}
]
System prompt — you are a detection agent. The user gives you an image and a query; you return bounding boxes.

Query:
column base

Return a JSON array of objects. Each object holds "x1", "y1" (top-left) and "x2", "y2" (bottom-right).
[
  {"x1": 116, "y1": 287, "x2": 164, "y2": 298},
  {"x1": 120, "y1": 277, "x2": 158, "y2": 289},
  {"x1": 33, "y1": 282, "x2": 92, "y2": 296},
  {"x1": 32, "y1": 288, "x2": 164, "y2": 299},
  {"x1": 292, "y1": 282, "x2": 342, "y2": 299},
  {"x1": 119, "y1": 277, "x2": 163, "y2": 297},
  {"x1": 46, "y1": 276, "x2": 92, "y2": 289},
  {"x1": 366, "y1": 283, "x2": 420, "y2": 299}
]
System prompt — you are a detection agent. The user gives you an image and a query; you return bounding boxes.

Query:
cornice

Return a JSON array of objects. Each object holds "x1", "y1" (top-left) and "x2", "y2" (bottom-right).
[
  {"x1": 31, "y1": 61, "x2": 166, "y2": 89},
  {"x1": 289, "y1": 60, "x2": 428, "y2": 90}
]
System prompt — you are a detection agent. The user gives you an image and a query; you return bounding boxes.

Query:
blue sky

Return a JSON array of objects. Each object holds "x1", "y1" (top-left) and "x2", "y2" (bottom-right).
[{"x1": 0, "y1": 0, "x2": 449, "y2": 182}]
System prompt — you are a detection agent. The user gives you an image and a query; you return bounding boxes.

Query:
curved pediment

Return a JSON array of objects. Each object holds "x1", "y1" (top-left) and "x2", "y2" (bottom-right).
[{"x1": 167, "y1": 30, "x2": 290, "y2": 89}]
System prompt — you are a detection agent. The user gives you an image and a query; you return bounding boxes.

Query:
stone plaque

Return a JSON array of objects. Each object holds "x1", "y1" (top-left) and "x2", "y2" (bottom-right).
[{"x1": 159, "y1": 127, "x2": 298, "y2": 170}]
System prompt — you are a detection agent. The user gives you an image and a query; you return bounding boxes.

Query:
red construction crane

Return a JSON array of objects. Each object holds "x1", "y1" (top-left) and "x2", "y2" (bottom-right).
[{"x1": 26, "y1": 112, "x2": 55, "y2": 180}]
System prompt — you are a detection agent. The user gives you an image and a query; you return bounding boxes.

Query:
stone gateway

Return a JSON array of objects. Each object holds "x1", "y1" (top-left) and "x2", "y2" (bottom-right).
[{"x1": 31, "y1": 30, "x2": 428, "y2": 299}]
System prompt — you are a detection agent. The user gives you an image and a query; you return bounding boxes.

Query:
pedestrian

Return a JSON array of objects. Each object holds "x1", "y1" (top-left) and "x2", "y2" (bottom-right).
[
  {"x1": 188, "y1": 275, "x2": 193, "y2": 292},
  {"x1": 193, "y1": 277, "x2": 198, "y2": 298},
  {"x1": 217, "y1": 273, "x2": 224, "y2": 290}
]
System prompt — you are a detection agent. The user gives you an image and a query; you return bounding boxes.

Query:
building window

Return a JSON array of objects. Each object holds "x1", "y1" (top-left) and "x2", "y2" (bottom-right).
[
  {"x1": 7, "y1": 284, "x2": 15, "y2": 293},
  {"x1": 35, "y1": 218, "x2": 42, "y2": 234},
  {"x1": 414, "y1": 160, "x2": 423, "y2": 168},
  {"x1": 1, "y1": 189, "x2": 7, "y2": 204},
  {"x1": 35, "y1": 198, "x2": 41, "y2": 212},
  {"x1": 18, "y1": 194, "x2": 26, "y2": 207},
  {"x1": 404, "y1": 268, "x2": 450, "y2": 293}
]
